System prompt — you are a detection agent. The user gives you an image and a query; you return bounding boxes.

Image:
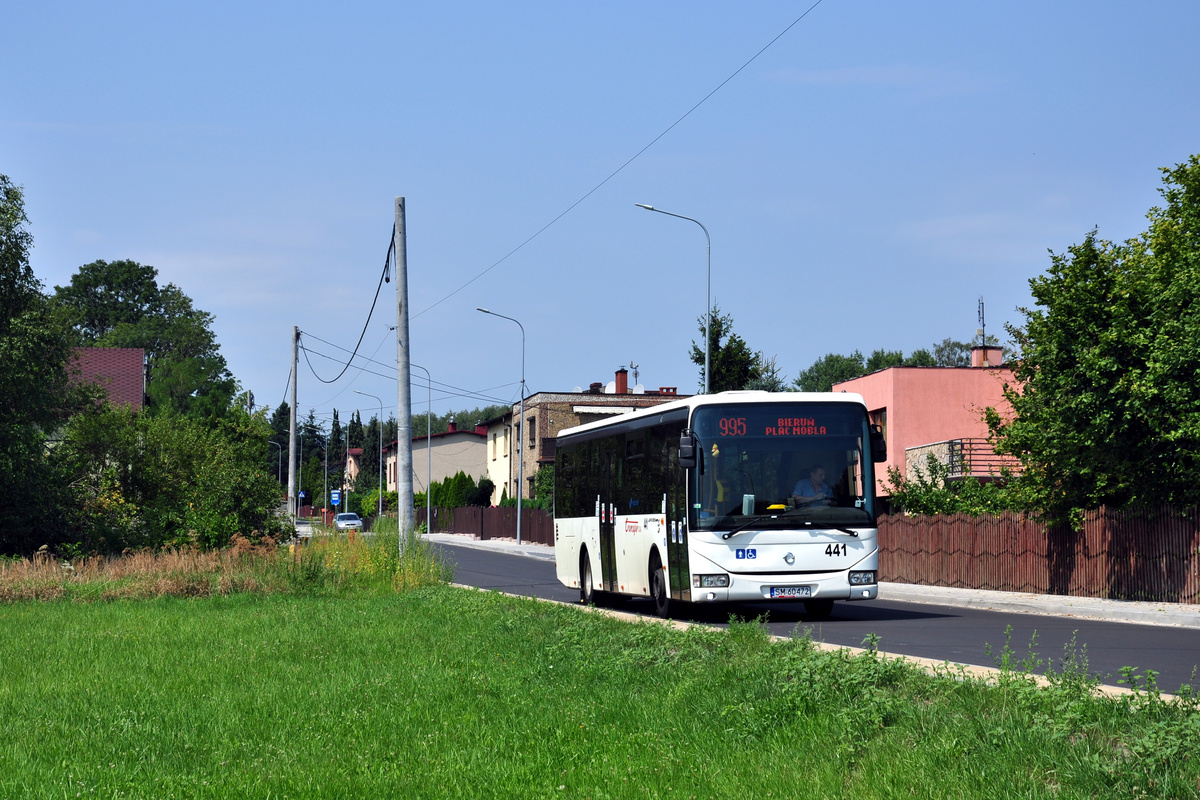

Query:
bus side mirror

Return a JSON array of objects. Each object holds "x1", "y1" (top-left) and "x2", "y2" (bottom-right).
[
  {"x1": 869, "y1": 424, "x2": 887, "y2": 463},
  {"x1": 678, "y1": 432, "x2": 697, "y2": 469}
]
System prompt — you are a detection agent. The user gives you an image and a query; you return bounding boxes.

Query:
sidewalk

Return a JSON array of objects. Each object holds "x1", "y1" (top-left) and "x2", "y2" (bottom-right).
[{"x1": 422, "y1": 532, "x2": 1200, "y2": 629}]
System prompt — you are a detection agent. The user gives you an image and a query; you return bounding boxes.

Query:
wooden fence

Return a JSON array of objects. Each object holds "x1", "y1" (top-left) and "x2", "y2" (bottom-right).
[
  {"x1": 879, "y1": 506, "x2": 1200, "y2": 604},
  {"x1": 419, "y1": 506, "x2": 554, "y2": 546},
  {"x1": 418, "y1": 504, "x2": 1200, "y2": 604}
]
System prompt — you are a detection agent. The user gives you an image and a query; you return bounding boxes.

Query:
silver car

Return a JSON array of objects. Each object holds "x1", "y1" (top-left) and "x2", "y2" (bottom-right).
[{"x1": 334, "y1": 512, "x2": 363, "y2": 533}]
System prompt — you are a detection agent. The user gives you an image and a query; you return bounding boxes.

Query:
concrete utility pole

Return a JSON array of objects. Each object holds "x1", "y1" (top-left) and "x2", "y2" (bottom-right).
[
  {"x1": 394, "y1": 198, "x2": 415, "y2": 539},
  {"x1": 287, "y1": 326, "x2": 298, "y2": 518}
]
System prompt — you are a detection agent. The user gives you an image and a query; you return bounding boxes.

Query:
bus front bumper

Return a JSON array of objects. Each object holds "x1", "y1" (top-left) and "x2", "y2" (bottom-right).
[{"x1": 690, "y1": 572, "x2": 878, "y2": 604}]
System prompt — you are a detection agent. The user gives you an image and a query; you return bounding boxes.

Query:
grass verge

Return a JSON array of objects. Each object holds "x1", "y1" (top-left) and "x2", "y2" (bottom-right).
[
  {"x1": 1, "y1": 585, "x2": 1197, "y2": 798},
  {"x1": 0, "y1": 527, "x2": 453, "y2": 602}
]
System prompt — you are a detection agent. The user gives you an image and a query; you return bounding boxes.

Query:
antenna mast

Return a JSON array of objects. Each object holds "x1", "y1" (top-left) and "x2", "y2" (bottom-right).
[{"x1": 977, "y1": 296, "x2": 986, "y2": 347}]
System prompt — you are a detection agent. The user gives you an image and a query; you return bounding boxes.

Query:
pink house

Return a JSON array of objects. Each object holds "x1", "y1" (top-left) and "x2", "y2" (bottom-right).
[{"x1": 832, "y1": 346, "x2": 1016, "y2": 494}]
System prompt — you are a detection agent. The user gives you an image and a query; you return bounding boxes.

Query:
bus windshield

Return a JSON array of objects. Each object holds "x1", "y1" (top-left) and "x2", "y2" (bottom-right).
[{"x1": 689, "y1": 401, "x2": 876, "y2": 531}]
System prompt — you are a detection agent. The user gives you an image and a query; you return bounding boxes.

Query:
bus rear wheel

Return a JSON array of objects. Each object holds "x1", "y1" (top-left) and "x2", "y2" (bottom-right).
[
  {"x1": 649, "y1": 550, "x2": 670, "y2": 618},
  {"x1": 580, "y1": 549, "x2": 597, "y2": 606},
  {"x1": 804, "y1": 599, "x2": 835, "y2": 620}
]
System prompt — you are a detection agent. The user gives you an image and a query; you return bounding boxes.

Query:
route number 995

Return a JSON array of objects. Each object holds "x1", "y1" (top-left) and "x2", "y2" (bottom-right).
[{"x1": 718, "y1": 417, "x2": 746, "y2": 436}]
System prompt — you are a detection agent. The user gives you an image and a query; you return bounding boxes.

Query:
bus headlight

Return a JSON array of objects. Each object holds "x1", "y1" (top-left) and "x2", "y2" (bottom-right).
[
  {"x1": 693, "y1": 574, "x2": 729, "y2": 588},
  {"x1": 849, "y1": 571, "x2": 876, "y2": 585}
]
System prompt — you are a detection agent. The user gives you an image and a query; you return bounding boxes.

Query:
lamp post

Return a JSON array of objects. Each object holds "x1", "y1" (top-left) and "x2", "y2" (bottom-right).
[
  {"x1": 411, "y1": 363, "x2": 433, "y2": 533},
  {"x1": 268, "y1": 440, "x2": 282, "y2": 485},
  {"x1": 477, "y1": 307, "x2": 525, "y2": 546},
  {"x1": 354, "y1": 390, "x2": 384, "y2": 523},
  {"x1": 636, "y1": 203, "x2": 711, "y2": 394}
]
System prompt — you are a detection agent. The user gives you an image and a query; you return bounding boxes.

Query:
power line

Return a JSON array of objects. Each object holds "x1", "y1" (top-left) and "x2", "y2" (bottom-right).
[
  {"x1": 301, "y1": 227, "x2": 395, "y2": 384},
  {"x1": 410, "y1": 1, "x2": 826, "y2": 321},
  {"x1": 299, "y1": 335, "x2": 515, "y2": 406}
]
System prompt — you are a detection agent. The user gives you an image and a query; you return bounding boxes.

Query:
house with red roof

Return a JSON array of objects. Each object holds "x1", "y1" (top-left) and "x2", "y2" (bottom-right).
[{"x1": 69, "y1": 348, "x2": 146, "y2": 411}]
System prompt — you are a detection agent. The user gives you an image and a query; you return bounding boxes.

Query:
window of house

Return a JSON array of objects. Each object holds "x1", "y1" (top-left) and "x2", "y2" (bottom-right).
[
  {"x1": 528, "y1": 415, "x2": 536, "y2": 447},
  {"x1": 870, "y1": 408, "x2": 888, "y2": 442}
]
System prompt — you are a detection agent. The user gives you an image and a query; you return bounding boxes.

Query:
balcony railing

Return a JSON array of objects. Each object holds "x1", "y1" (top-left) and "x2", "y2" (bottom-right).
[
  {"x1": 946, "y1": 438, "x2": 1020, "y2": 479},
  {"x1": 905, "y1": 438, "x2": 1021, "y2": 481}
]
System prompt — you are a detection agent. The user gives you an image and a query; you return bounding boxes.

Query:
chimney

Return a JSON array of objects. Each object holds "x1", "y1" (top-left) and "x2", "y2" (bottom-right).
[
  {"x1": 589, "y1": 382, "x2": 603, "y2": 394},
  {"x1": 615, "y1": 367, "x2": 628, "y2": 395},
  {"x1": 971, "y1": 346, "x2": 1004, "y2": 368},
  {"x1": 475, "y1": 422, "x2": 487, "y2": 435},
  {"x1": 447, "y1": 416, "x2": 457, "y2": 433}
]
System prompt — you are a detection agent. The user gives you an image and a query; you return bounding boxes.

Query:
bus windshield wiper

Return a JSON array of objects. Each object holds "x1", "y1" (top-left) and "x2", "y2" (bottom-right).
[
  {"x1": 720, "y1": 515, "x2": 772, "y2": 540},
  {"x1": 834, "y1": 527, "x2": 859, "y2": 537}
]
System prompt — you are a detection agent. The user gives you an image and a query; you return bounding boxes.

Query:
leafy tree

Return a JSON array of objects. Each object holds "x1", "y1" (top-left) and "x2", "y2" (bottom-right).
[
  {"x1": 467, "y1": 478, "x2": 495, "y2": 507},
  {"x1": 865, "y1": 349, "x2": 904, "y2": 373},
  {"x1": 794, "y1": 351, "x2": 866, "y2": 392},
  {"x1": 932, "y1": 338, "x2": 973, "y2": 367},
  {"x1": 989, "y1": 155, "x2": 1200, "y2": 524},
  {"x1": 744, "y1": 353, "x2": 789, "y2": 392},
  {"x1": 358, "y1": 488, "x2": 398, "y2": 519},
  {"x1": 347, "y1": 410, "x2": 364, "y2": 450},
  {"x1": 59, "y1": 403, "x2": 286, "y2": 550},
  {"x1": 884, "y1": 455, "x2": 1020, "y2": 516},
  {"x1": 530, "y1": 465, "x2": 554, "y2": 512},
  {"x1": 905, "y1": 348, "x2": 937, "y2": 367},
  {"x1": 0, "y1": 174, "x2": 80, "y2": 552},
  {"x1": 52, "y1": 260, "x2": 236, "y2": 417},
  {"x1": 428, "y1": 471, "x2": 477, "y2": 509},
  {"x1": 795, "y1": 344, "x2": 968, "y2": 393},
  {"x1": 690, "y1": 305, "x2": 762, "y2": 392}
]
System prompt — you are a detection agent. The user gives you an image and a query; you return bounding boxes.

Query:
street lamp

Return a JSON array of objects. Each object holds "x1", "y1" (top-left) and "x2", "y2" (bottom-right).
[
  {"x1": 268, "y1": 440, "x2": 282, "y2": 485},
  {"x1": 354, "y1": 390, "x2": 384, "y2": 523},
  {"x1": 636, "y1": 203, "x2": 711, "y2": 394},
  {"x1": 477, "y1": 307, "x2": 525, "y2": 546},
  {"x1": 411, "y1": 363, "x2": 433, "y2": 535}
]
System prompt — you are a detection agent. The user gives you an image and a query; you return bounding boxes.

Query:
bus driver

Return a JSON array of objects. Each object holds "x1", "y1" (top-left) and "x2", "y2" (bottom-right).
[{"x1": 792, "y1": 466, "x2": 834, "y2": 507}]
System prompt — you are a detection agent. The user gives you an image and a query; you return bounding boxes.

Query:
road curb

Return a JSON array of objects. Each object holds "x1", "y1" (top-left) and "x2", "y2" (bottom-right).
[
  {"x1": 427, "y1": 533, "x2": 1200, "y2": 628},
  {"x1": 880, "y1": 582, "x2": 1200, "y2": 630}
]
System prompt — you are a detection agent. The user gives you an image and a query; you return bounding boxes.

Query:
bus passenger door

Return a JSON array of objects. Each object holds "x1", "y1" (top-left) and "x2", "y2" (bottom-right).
[
  {"x1": 599, "y1": 448, "x2": 619, "y2": 593},
  {"x1": 667, "y1": 438, "x2": 691, "y2": 602}
]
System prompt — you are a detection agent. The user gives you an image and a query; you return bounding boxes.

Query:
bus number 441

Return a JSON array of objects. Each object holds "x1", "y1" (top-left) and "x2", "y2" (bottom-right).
[{"x1": 825, "y1": 543, "x2": 847, "y2": 557}]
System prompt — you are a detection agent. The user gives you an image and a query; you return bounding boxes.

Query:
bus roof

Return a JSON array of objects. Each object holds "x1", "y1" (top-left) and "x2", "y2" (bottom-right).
[{"x1": 555, "y1": 390, "x2": 868, "y2": 442}]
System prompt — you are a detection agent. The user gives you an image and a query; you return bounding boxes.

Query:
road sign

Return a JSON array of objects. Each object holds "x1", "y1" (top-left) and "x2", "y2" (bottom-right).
[
  {"x1": 331, "y1": 490, "x2": 341, "y2": 506},
  {"x1": 299, "y1": 491, "x2": 305, "y2": 498}
]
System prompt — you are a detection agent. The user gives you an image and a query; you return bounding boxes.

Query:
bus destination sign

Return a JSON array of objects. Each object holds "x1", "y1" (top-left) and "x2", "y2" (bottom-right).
[
  {"x1": 764, "y1": 417, "x2": 827, "y2": 436},
  {"x1": 717, "y1": 416, "x2": 828, "y2": 437}
]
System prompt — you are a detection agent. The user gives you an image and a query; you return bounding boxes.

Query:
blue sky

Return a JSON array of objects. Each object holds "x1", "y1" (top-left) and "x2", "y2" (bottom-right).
[{"x1": 4, "y1": 1, "x2": 1198, "y2": 428}]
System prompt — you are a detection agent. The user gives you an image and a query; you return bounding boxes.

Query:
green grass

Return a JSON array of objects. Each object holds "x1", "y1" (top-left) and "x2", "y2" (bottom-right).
[{"x1": 1, "y1": 585, "x2": 1198, "y2": 799}]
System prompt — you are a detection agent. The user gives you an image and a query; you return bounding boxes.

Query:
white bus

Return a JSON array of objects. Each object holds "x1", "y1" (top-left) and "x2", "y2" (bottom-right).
[{"x1": 553, "y1": 391, "x2": 886, "y2": 618}]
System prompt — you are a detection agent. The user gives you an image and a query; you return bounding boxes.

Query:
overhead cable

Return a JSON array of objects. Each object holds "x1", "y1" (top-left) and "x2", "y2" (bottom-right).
[
  {"x1": 410, "y1": 0, "x2": 826, "y2": 321},
  {"x1": 301, "y1": 226, "x2": 395, "y2": 384}
]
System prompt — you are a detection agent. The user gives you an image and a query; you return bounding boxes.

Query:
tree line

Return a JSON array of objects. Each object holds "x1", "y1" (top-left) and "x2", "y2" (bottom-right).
[
  {"x1": 700, "y1": 156, "x2": 1199, "y2": 528},
  {"x1": 693, "y1": 304, "x2": 998, "y2": 395},
  {"x1": 1, "y1": 174, "x2": 284, "y2": 555},
  {"x1": 265, "y1": 403, "x2": 509, "y2": 514}
]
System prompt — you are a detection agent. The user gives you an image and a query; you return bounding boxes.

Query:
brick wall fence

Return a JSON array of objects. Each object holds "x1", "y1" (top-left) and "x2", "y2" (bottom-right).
[{"x1": 419, "y1": 504, "x2": 1200, "y2": 604}]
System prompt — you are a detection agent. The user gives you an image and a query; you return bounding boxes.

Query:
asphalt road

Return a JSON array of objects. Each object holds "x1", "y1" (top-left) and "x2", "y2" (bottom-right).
[{"x1": 434, "y1": 541, "x2": 1200, "y2": 694}]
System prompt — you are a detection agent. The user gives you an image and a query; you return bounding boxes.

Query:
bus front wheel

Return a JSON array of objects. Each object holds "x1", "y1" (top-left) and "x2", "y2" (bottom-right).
[{"x1": 649, "y1": 550, "x2": 670, "y2": 618}]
